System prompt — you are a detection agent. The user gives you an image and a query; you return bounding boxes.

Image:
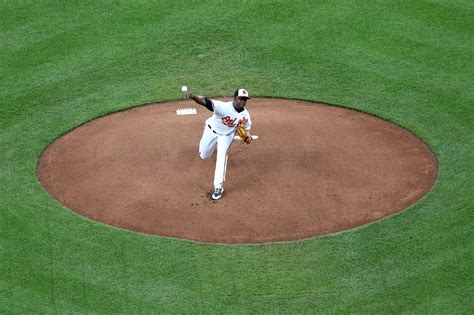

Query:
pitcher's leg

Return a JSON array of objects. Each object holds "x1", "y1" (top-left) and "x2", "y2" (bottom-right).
[
  {"x1": 213, "y1": 134, "x2": 234, "y2": 189},
  {"x1": 213, "y1": 151, "x2": 228, "y2": 189},
  {"x1": 199, "y1": 126, "x2": 217, "y2": 159}
]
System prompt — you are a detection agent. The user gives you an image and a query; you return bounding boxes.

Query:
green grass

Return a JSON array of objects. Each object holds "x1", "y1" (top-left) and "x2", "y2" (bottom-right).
[{"x1": 1, "y1": 0, "x2": 473, "y2": 313}]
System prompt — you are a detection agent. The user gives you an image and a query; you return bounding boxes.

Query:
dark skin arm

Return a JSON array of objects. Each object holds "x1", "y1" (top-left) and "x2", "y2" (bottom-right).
[{"x1": 185, "y1": 91, "x2": 207, "y2": 107}]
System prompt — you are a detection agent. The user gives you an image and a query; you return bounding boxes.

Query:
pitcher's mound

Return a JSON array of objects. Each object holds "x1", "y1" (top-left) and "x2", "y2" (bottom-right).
[{"x1": 37, "y1": 98, "x2": 437, "y2": 243}]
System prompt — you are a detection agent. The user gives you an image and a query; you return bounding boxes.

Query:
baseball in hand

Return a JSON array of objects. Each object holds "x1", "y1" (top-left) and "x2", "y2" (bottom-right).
[{"x1": 181, "y1": 85, "x2": 188, "y2": 92}]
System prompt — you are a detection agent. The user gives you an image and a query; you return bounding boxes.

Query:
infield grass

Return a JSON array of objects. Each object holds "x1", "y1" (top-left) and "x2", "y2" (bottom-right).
[{"x1": 1, "y1": 0, "x2": 473, "y2": 313}]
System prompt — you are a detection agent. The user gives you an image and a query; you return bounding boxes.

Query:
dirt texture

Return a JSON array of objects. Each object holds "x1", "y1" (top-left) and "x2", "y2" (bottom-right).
[{"x1": 37, "y1": 98, "x2": 438, "y2": 243}]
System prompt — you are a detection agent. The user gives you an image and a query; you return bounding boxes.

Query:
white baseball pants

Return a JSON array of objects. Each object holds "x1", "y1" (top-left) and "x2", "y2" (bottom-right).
[{"x1": 199, "y1": 125, "x2": 234, "y2": 189}]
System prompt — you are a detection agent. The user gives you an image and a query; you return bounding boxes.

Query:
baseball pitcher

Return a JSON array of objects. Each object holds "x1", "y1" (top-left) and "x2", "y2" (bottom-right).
[{"x1": 185, "y1": 88, "x2": 253, "y2": 200}]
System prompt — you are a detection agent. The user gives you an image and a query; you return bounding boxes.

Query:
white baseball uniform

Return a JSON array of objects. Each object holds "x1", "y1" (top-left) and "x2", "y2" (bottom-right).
[{"x1": 199, "y1": 99, "x2": 252, "y2": 189}]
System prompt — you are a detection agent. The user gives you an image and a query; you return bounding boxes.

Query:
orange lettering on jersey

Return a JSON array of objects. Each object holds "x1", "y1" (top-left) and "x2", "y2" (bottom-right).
[{"x1": 222, "y1": 116, "x2": 237, "y2": 127}]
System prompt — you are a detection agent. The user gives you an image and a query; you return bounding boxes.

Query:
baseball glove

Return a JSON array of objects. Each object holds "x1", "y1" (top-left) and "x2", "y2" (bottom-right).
[{"x1": 236, "y1": 123, "x2": 251, "y2": 144}]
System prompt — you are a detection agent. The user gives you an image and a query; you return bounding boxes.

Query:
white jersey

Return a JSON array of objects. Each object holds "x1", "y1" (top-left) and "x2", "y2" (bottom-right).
[{"x1": 206, "y1": 100, "x2": 252, "y2": 135}]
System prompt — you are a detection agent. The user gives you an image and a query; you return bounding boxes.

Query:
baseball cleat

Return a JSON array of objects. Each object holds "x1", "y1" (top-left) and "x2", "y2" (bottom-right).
[{"x1": 211, "y1": 188, "x2": 224, "y2": 200}]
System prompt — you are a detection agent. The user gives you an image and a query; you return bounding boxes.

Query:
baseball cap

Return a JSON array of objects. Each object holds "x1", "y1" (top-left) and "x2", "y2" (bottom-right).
[{"x1": 234, "y1": 88, "x2": 251, "y2": 99}]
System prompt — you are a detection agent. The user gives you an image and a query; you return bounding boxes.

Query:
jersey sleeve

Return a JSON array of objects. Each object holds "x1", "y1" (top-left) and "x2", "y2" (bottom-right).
[{"x1": 204, "y1": 97, "x2": 213, "y2": 111}]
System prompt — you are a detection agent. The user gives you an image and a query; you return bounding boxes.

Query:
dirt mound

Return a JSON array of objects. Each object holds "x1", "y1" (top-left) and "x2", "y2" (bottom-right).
[{"x1": 37, "y1": 99, "x2": 437, "y2": 243}]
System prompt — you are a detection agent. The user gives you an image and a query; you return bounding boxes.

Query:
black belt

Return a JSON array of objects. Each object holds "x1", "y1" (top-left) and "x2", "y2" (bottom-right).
[
  {"x1": 207, "y1": 124, "x2": 234, "y2": 136},
  {"x1": 208, "y1": 125, "x2": 217, "y2": 134}
]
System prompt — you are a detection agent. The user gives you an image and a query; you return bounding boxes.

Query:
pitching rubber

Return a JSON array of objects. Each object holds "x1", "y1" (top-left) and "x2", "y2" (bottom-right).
[{"x1": 233, "y1": 135, "x2": 259, "y2": 140}]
